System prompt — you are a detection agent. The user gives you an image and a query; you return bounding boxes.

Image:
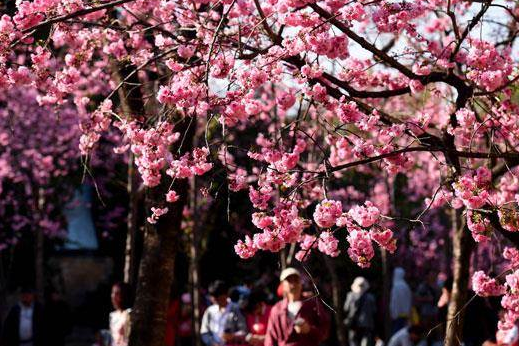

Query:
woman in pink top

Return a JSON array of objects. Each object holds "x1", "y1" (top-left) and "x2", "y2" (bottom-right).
[{"x1": 245, "y1": 290, "x2": 272, "y2": 346}]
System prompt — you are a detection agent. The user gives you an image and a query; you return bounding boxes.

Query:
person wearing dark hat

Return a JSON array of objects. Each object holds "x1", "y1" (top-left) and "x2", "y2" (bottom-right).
[
  {"x1": 265, "y1": 268, "x2": 330, "y2": 346},
  {"x1": 1, "y1": 287, "x2": 44, "y2": 346},
  {"x1": 200, "y1": 280, "x2": 247, "y2": 346}
]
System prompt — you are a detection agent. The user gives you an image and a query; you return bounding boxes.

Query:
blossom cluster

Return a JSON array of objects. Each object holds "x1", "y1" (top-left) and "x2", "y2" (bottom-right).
[
  {"x1": 236, "y1": 198, "x2": 395, "y2": 268},
  {"x1": 79, "y1": 100, "x2": 113, "y2": 154},
  {"x1": 116, "y1": 120, "x2": 180, "y2": 187},
  {"x1": 473, "y1": 248, "x2": 519, "y2": 331},
  {"x1": 472, "y1": 271, "x2": 506, "y2": 297},
  {"x1": 452, "y1": 167, "x2": 491, "y2": 209},
  {"x1": 3, "y1": 0, "x2": 519, "y2": 314},
  {"x1": 115, "y1": 120, "x2": 212, "y2": 223},
  {"x1": 467, "y1": 210, "x2": 492, "y2": 243}
]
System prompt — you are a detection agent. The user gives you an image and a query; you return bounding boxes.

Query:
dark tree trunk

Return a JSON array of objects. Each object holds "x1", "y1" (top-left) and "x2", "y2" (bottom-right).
[
  {"x1": 444, "y1": 208, "x2": 474, "y2": 346},
  {"x1": 110, "y1": 57, "x2": 196, "y2": 346},
  {"x1": 381, "y1": 248, "x2": 391, "y2": 342},
  {"x1": 128, "y1": 108, "x2": 195, "y2": 346},
  {"x1": 35, "y1": 187, "x2": 45, "y2": 302},
  {"x1": 189, "y1": 243, "x2": 202, "y2": 346},
  {"x1": 323, "y1": 256, "x2": 347, "y2": 346},
  {"x1": 129, "y1": 181, "x2": 188, "y2": 346},
  {"x1": 189, "y1": 176, "x2": 202, "y2": 346},
  {"x1": 111, "y1": 61, "x2": 145, "y2": 289},
  {"x1": 124, "y1": 153, "x2": 140, "y2": 288}
]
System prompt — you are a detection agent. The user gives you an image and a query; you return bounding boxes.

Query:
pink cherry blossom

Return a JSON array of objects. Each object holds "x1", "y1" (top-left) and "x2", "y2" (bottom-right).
[
  {"x1": 347, "y1": 229, "x2": 374, "y2": 268},
  {"x1": 317, "y1": 231, "x2": 340, "y2": 257},
  {"x1": 472, "y1": 271, "x2": 506, "y2": 297},
  {"x1": 166, "y1": 191, "x2": 179, "y2": 203},
  {"x1": 314, "y1": 199, "x2": 343, "y2": 228},
  {"x1": 348, "y1": 201, "x2": 381, "y2": 228}
]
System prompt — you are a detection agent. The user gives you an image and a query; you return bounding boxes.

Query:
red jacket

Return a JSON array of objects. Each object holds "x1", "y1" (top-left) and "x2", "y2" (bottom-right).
[{"x1": 265, "y1": 298, "x2": 330, "y2": 346}]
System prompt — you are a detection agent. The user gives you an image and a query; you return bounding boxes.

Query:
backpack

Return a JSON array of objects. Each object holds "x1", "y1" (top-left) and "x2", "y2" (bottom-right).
[{"x1": 344, "y1": 293, "x2": 367, "y2": 330}]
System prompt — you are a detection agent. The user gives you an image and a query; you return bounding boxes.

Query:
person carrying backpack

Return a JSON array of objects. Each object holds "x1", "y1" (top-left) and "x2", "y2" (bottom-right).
[{"x1": 344, "y1": 277, "x2": 377, "y2": 346}]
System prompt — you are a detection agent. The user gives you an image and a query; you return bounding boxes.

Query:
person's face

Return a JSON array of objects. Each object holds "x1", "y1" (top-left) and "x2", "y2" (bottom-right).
[
  {"x1": 283, "y1": 275, "x2": 302, "y2": 297},
  {"x1": 212, "y1": 294, "x2": 228, "y2": 307},
  {"x1": 20, "y1": 293, "x2": 34, "y2": 307},
  {"x1": 254, "y1": 301, "x2": 265, "y2": 315},
  {"x1": 111, "y1": 285, "x2": 122, "y2": 310}
]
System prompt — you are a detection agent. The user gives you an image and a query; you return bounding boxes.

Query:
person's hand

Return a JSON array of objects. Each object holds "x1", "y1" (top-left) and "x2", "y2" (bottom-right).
[
  {"x1": 249, "y1": 334, "x2": 265, "y2": 346},
  {"x1": 222, "y1": 333, "x2": 233, "y2": 342},
  {"x1": 294, "y1": 319, "x2": 311, "y2": 334}
]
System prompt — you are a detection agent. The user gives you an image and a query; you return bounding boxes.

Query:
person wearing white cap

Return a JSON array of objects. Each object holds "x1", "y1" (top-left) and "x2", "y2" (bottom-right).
[
  {"x1": 343, "y1": 277, "x2": 377, "y2": 346},
  {"x1": 264, "y1": 267, "x2": 330, "y2": 346}
]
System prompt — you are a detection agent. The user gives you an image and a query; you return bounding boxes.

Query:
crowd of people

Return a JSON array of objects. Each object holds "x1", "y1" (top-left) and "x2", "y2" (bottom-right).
[
  {"x1": 200, "y1": 267, "x2": 330, "y2": 346},
  {"x1": 0, "y1": 266, "x2": 513, "y2": 346},
  {"x1": 0, "y1": 287, "x2": 72, "y2": 346}
]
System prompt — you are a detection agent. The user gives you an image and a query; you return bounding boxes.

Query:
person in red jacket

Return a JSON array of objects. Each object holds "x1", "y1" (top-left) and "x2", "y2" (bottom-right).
[
  {"x1": 245, "y1": 290, "x2": 272, "y2": 346},
  {"x1": 265, "y1": 268, "x2": 330, "y2": 346}
]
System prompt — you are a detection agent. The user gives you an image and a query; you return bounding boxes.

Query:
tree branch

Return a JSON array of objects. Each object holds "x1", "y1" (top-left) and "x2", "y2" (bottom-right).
[
  {"x1": 20, "y1": 0, "x2": 136, "y2": 34},
  {"x1": 324, "y1": 147, "x2": 519, "y2": 175}
]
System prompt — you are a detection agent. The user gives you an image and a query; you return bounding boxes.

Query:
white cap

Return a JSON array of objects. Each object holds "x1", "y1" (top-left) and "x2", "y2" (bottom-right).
[{"x1": 279, "y1": 267, "x2": 301, "y2": 282}]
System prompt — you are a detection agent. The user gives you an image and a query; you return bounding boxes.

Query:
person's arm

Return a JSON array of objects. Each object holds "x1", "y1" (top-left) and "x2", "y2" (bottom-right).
[
  {"x1": 200, "y1": 309, "x2": 216, "y2": 346},
  {"x1": 389, "y1": 288, "x2": 398, "y2": 319},
  {"x1": 234, "y1": 309, "x2": 248, "y2": 340},
  {"x1": 123, "y1": 309, "x2": 132, "y2": 344},
  {"x1": 343, "y1": 293, "x2": 351, "y2": 313},
  {"x1": 304, "y1": 301, "x2": 331, "y2": 343},
  {"x1": 387, "y1": 333, "x2": 400, "y2": 346},
  {"x1": 222, "y1": 309, "x2": 248, "y2": 343},
  {"x1": 264, "y1": 308, "x2": 277, "y2": 346}
]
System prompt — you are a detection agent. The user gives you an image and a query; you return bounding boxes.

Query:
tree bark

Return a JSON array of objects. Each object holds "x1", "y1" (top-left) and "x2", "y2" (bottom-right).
[
  {"x1": 124, "y1": 153, "x2": 140, "y2": 288},
  {"x1": 128, "y1": 108, "x2": 195, "y2": 346},
  {"x1": 35, "y1": 230, "x2": 44, "y2": 300},
  {"x1": 444, "y1": 208, "x2": 474, "y2": 346},
  {"x1": 129, "y1": 181, "x2": 188, "y2": 346},
  {"x1": 189, "y1": 176, "x2": 202, "y2": 346},
  {"x1": 35, "y1": 187, "x2": 45, "y2": 302},
  {"x1": 111, "y1": 61, "x2": 145, "y2": 289},
  {"x1": 323, "y1": 256, "x2": 347, "y2": 346},
  {"x1": 381, "y1": 248, "x2": 391, "y2": 342}
]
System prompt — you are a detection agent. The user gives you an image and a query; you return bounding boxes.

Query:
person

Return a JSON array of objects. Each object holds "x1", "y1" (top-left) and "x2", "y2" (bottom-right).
[
  {"x1": 178, "y1": 293, "x2": 195, "y2": 346},
  {"x1": 230, "y1": 284, "x2": 251, "y2": 309},
  {"x1": 92, "y1": 330, "x2": 106, "y2": 346},
  {"x1": 390, "y1": 267, "x2": 412, "y2": 335},
  {"x1": 387, "y1": 325, "x2": 426, "y2": 346},
  {"x1": 483, "y1": 310, "x2": 519, "y2": 346},
  {"x1": 264, "y1": 267, "x2": 330, "y2": 346},
  {"x1": 244, "y1": 290, "x2": 272, "y2": 346},
  {"x1": 437, "y1": 277, "x2": 497, "y2": 346},
  {"x1": 200, "y1": 280, "x2": 247, "y2": 346},
  {"x1": 496, "y1": 326, "x2": 519, "y2": 346},
  {"x1": 43, "y1": 287, "x2": 72, "y2": 346},
  {"x1": 0, "y1": 287, "x2": 44, "y2": 346},
  {"x1": 414, "y1": 272, "x2": 439, "y2": 343},
  {"x1": 343, "y1": 277, "x2": 377, "y2": 346},
  {"x1": 109, "y1": 282, "x2": 132, "y2": 346},
  {"x1": 165, "y1": 286, "x2": 181, "y2": 346}
]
